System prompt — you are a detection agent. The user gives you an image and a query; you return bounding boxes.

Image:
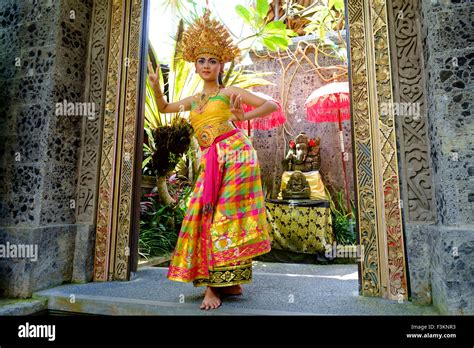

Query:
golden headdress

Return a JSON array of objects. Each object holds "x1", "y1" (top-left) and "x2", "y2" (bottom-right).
[{"x1": 181, "y1": 10, "x2": 241, "y2": 63}]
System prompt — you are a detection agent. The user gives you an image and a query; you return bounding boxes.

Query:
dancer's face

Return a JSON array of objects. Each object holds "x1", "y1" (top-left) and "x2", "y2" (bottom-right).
[{"x1": 195, "y1": 55, "x2": 223, "y2": 82}]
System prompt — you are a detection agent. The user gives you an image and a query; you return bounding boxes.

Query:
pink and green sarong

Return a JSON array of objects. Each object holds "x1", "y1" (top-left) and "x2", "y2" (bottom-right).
[{"x1": 167, "y1": 128, "x2": 271, "y2": 287}]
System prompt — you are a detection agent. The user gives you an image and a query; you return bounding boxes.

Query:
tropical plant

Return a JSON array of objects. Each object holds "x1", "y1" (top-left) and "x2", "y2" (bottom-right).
[
  {"x1": 303, "y1": 0, "x2": 345, "y2": 34},
  {"x1": 157, "y1": 0, "x2": 200, "y2": 27},
  {"x1": 288, "y1": 0, "x2": 346, "y2": 59},
  {"x1": 139, "y1": 177, "x2": 193, "y2": 259},
  {"x1": 143, "y1": 6, "x2": 293, "y2": 204},
  {"x1": 235, "y1": 0, "x2": 298, "y2": 51},
  {"x1": 325, "y1": 187, "x2": 356, "y2": 245},
  {"x1": 139, "y1": 201, "x2": 179, "y2": 258},
  {"x1": 144, "y1": 19, "x2": 199, "y2": 206}
]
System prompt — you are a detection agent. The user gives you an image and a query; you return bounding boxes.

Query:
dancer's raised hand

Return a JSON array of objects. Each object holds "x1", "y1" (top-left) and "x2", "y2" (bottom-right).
[
  {"x1": 229, "y1": 93, "x2": 245, "y2": 122},
  {"x1": 147, "y1": 61, "x2": 162, "y2": 94}
]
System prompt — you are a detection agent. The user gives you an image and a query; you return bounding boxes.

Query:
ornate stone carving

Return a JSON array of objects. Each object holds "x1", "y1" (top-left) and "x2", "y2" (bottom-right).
[
  {"x1": 387, "y1": 0, "x2": 435, "y2": 222},
  {"x1": 91, "y1": 0, "x2": 143, "y2": 281},
  {"x1": 282, "y1": 132, "x2": 321, "y2": 172},
  {"x1": 113, "y1": 0, "x2": 142, "y2": 280},
  {"x1": 282, "y1": 171, "x2": 311, "y2": 199},
  {"x1": 348, "y1": 0, "x2": 409, "y2": 300},
  {"x1": 77, "y1": 0, "x2": 109, "y2": 223},
  {"x1": 348, "y1": 0, "x2": 381, "y2": 298},
  {"x1": 94, "y1": 0, "x2": 126, "y2": 281},
  {"x1": 372, "y1": 0, "x2": 409, "y2": 300}
]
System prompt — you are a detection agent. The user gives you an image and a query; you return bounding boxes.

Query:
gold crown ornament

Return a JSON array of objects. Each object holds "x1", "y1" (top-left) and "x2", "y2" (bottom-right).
[{"x1": 181, "y1": 10, "x2": 241, "y2": 63}]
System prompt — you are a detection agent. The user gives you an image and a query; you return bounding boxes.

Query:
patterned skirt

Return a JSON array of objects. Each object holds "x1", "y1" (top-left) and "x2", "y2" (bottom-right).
[{"x1": 167, "y1": 129, "x2": 271, "y2": 287}]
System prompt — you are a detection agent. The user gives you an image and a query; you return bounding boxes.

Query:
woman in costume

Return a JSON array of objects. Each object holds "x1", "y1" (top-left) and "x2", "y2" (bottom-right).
[{"x1": 147, "y1": 11, "x2": 277, "y2": 310}]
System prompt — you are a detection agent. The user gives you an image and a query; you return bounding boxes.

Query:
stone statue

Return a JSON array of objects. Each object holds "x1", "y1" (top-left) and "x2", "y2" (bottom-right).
[
  {"x1": 282, "y1": 132, "x2": 321, "y2": 172},
  {"x1": 282, "y1": 171, "x2": 311, "y2": 199},
  {"x1": 306, "y1": 137, "x2": 321, "y2": 170}
]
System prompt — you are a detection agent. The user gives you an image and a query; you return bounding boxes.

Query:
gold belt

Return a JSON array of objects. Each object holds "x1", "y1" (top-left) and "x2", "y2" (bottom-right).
[{"x1": 195, "y1": 122, "x2": 236, "y2": 148}]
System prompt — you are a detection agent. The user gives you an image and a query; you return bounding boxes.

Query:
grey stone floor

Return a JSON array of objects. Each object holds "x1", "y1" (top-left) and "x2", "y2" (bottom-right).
[
  {"x1": 0, "y1": 298, "x2": 48, "y2": 315},
  {"x1": 23, "y1": 261, "x2": 440, "y2": 316}
]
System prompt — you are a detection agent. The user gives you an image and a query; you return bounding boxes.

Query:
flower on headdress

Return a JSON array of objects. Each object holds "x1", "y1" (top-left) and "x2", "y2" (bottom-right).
[
  {"x1": 309, "y1": 138, "x2": 316, "y2": 147},
  {"x1": 289, "y1": 140, "x2": 295, "y2": 149}
]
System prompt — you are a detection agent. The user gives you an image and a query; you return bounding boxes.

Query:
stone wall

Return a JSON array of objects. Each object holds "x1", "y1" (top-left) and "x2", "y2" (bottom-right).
[
  {"x1": 0, "y1": 0, "x2": 92, "y2": 297},
  {"x1": 419, "y1": 0, "x2": 474, "y2": 314},
  {"x1": 248, "y1": 41, "x2": 355, "y2": 204}
]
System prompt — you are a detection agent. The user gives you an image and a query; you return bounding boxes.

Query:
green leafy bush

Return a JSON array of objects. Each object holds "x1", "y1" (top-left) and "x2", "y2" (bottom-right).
[
  {"x1": 139, "y1": 176, "x2": 192, "y2": 259},
  {"x1": 326, "y1": 188, "x2": 356, "y2": 245}
]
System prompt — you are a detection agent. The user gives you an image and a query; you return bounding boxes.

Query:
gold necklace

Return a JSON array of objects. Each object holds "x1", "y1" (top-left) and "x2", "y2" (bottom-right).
[{"x1": 195, "y1": 87, "x2": 222, "y2": 113}]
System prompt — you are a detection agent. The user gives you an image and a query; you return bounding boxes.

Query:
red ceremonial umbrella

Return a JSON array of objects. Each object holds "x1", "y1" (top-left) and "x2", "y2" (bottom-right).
[
  {"x1": 233, "y1": 92, "x2": 286, "y2": 136},
  {"x1": 304, "y1": 81, "x2": 351, "y2": 213},
  {"x1": 305, "y1": 82, "x2": 350, "y2": 123}
]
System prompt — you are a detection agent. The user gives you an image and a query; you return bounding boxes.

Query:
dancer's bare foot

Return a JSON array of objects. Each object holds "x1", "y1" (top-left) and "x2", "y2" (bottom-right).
[
  {"x1": 219, "y1": 284, "x2": 243, "y2": 296},
  {"x1": 200, "y1": 286, "x2": 221, "y2": 310}
]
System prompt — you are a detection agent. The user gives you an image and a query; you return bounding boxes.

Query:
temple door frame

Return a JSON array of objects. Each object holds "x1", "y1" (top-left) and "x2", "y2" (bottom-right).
[
  {"x1": 91, "y1": 0, "x2": 148, "y2": 282},
  {"x1": 89, "y1": 0, "x2": 409, "y2": 301}
]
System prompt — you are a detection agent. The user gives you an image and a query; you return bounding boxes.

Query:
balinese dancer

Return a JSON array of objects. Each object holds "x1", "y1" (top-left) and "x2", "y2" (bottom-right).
[{"x1": 147, "y1": 10, "x2": 277, "y2": 310}]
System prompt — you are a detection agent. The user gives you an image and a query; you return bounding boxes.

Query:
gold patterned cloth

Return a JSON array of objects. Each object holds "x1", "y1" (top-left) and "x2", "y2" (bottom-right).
[
  {"x1": 265, "y1": 199, "x2": 334, "y2": 254},
  {"x1": 193, "y1": 259, "x2": 252, "y2": 287},
  {"x1": 278, "y1": 170, "x2": 329, "y2": 200}
]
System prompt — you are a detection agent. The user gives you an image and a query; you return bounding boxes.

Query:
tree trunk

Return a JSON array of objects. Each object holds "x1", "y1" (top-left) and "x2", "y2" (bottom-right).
[{"x1": 156, "y1": 175, "x2": 176, "y2": 206}]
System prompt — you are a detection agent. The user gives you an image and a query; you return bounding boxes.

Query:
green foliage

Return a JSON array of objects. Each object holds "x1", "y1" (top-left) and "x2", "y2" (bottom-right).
[
  {"x1": 145, "y1": 39, "x2": 172, "y2": 130},
  {"x1": 298, "y1": 0, "x2": 345, "y2": 33},
  {"x1": 325, "y1": 187, "x2": 356, "y2": 245},
  {"x1": 144, "y1": 21, "x2": 199, "y2": 178},
  {"x1": 282, "y1": 0, "x2": 346, "y2": 60},
  {"x1": 235, "y1": 0, "x2": 297, "y2": 51},
  {"x1": 139, "y1": 179, "x2": 192, "y2": 259},
  {"x1": 330, "y1": 0, "x2": 345, "y2": 10},
  {"x1": 139, "y1": 202, "x2": 179, "y2": 258},
  {"x1": 157, "y1": 0, "x2": 200, "y2": 24},
  {"x1": 227, "y1": 68, "x2": 275, "y2": 89},
  {"x1": 255, "y1": 0, "x2": 269, "y2": 18},
  {"x1": 143, "y1": 14, "x2": 278, "y2": 177},
  {"x1": 151, "y1": 117, "x2": 194, "y2": 177}
]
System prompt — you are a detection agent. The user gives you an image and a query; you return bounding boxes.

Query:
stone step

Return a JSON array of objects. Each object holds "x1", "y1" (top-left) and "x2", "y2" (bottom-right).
[
  {"x1": 33, "y1": 290, "x2": 316, "y2": 316},
  {"x1": 0, "y1": 298, "x2": 48, "y2": 316},
  {"x1": 26, "y1": 262, "x2": 439, "y2": 316}
]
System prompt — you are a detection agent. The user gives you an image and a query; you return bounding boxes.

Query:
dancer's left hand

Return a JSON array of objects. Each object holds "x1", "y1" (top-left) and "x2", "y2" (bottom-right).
[{"x1": 229, "y1": 94, "x2": 245, "y2": 122}]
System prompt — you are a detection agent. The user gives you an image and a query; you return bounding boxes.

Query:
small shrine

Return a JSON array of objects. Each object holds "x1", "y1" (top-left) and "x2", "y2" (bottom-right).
[{"x1": 264, "y1": 132, "x2": 334, "y2": 258}]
